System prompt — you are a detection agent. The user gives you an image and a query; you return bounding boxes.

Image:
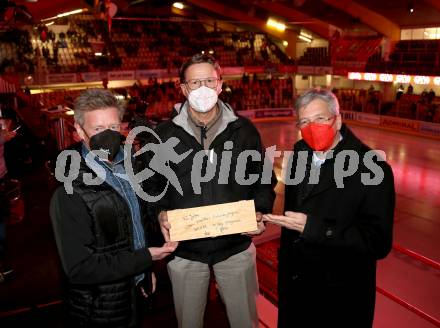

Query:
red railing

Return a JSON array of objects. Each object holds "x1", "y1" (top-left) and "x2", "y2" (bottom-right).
[
  {"x1": 380, "y1": 242, "x2": 440, "y2": 327},
  {"x1": 376, "y1": 287, "x2": 440, "y2": 327},
  {"x1": 393, "y1": 243, "x2": 440, "y2": 271},
  {"x1": 257, "y1": 240, "x2": 440, "y2": 327}
]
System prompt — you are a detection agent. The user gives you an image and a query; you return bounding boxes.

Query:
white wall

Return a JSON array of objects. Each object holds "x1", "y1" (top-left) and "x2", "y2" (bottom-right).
[
  {"x1": 295, "y1": 75, "x2": 312, "y2": 93},
  {"x1": 330, "y1": 77, "x2": 354, "y2": 89},
  {"x1": 49, "y1": 25, "x2": 70, "y2": 35},
  {"x1": 353, "y1": 81, "x2": 384, "y2": 91},
  {"x1": 330, "y1": 78, "x2": 385, "y2": 92},
  {"x1": 312, "y1": 75, "x2": 328, "y2": 87},
  {"x1": 294, "y1": 74, "x2": 331, "y2": 94}
]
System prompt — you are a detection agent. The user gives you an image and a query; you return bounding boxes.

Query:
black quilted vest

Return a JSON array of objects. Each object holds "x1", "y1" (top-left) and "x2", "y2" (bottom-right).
[{"x1": 66, "y1": 155, "x2": 143, "y2": 328}]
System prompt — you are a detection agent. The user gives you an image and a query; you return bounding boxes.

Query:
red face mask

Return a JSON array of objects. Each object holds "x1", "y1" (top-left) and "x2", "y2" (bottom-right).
[{"x1": 300, "y1": 118, "x2": 337, "y2": 151}]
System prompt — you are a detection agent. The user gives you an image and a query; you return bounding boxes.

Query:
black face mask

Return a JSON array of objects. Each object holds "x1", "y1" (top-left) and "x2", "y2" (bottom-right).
[{"x1": 88, "y1": 129, "x2": 121, "y2": 161}]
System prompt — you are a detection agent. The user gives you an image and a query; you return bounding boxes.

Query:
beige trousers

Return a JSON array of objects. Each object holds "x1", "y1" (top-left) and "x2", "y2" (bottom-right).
[{"x1": 167, "y1": 243, "x2": 259, "y2": 328}]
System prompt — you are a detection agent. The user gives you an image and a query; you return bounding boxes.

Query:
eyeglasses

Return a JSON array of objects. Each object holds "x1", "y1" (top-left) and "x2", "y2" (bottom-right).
[
  {"x1": 296, "y1": 115, "x2": 335, "y2": 129},
  {"x1": 183, "y1": 77, "x2": 220, "y2": 90}
]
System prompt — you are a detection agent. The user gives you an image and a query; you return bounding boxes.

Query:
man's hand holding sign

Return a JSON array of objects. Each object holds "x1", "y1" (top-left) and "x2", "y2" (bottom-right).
[{"x1": 159, "y1": 200, "x2": 264, "y2": 242}]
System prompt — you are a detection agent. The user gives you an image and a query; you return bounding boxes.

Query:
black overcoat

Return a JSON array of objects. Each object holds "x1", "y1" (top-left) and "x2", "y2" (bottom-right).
[{"x1": 278, "y1": 124, "x2": 395, "y2": 328}]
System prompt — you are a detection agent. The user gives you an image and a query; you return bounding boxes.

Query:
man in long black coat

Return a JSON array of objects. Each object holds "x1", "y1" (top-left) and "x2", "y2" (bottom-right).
[{"x1": 264, "y1": 88, "x2": 395, "y2": 328}]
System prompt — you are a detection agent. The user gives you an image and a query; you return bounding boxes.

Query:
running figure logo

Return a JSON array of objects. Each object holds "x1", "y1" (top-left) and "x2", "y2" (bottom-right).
[{"x1": 125, "y1": 126, "x2": 192, "y2": 201}]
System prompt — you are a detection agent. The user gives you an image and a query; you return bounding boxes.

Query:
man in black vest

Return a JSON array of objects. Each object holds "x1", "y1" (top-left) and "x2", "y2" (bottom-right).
[{"x1": 50, "y1": 89, "x2": 177, "y2": 327}]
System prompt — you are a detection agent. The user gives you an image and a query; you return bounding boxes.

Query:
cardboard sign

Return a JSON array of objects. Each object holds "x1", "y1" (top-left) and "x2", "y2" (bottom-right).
[{"x1": 168, "y1": 200, "x2": 257, "y2": 241}]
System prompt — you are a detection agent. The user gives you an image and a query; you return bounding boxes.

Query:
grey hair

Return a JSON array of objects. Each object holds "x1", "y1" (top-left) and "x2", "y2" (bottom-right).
[
  {"x1": 295, "y1": 88, "x2": 340, "y2": 115},
  {"x1": 74, "y1": 89, "x2": 125, "y2": 126}
]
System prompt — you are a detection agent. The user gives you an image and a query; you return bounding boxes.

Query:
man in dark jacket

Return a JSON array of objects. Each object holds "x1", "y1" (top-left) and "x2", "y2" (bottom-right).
[
  {"x1": 264, "y1": 88, "x2": 395, "y2": 328},
  {"x1": 50, "y1": 89, "x2": 177, "y2": 328},
  {"x1": 147, "y1": 54, "x2": 276, "y2": 328}
]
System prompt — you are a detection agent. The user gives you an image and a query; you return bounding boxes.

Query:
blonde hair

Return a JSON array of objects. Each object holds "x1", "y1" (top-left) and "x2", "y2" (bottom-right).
[{"x1": 74, "y1": 89, "x2": 125, "y2": 126}]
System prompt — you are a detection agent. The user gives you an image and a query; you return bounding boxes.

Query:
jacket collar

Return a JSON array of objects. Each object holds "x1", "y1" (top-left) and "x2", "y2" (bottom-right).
[
  {"x1": 171, "y1": 100, "x2": 240, "y2": 149},
  {"x1": 81, "y1": 143, "x2": 126, "y2": 167}
]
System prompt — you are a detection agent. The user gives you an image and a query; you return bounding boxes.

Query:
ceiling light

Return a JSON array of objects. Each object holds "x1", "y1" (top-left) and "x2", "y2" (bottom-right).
[
  {"x1": 300, "y1": 31, "x2": 312, "y2": 39},
  {"x1": 267, "y1": 18, "x2": 286, "y2": 32},
  {"x1": 41, "y1": 8, "x2": 86, "y2": 22},
  {"x1": 173, "y1": 2, "x2": 184, "y2": 10},
  {"x1": 57, "y1": 9, "x2": 84, "y2": 18},
  {"x1": 299, "y1": 35, "x2": 311, "y2": 42},
  {"x1": 282, "y1": 40, "x2": 288, "y2": 47},
  {"x1": 408, "y1": 1, "x2": 414, "y2": 14}
]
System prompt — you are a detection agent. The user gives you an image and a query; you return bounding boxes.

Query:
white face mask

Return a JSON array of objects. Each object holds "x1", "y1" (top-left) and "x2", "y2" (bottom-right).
[{"x1": 188, "y1": 86, "x2": 218, "y2": 113}]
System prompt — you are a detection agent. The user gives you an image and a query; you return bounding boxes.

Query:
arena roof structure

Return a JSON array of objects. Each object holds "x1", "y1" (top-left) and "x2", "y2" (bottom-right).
[{"x1": 8, "y1": 0, "x2": 440, "y2": 34}]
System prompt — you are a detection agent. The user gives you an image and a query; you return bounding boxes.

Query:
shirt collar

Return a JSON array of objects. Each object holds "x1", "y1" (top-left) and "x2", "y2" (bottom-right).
[{"x1": 172, "y1": 100, "x2": 238, "y2": 139}]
